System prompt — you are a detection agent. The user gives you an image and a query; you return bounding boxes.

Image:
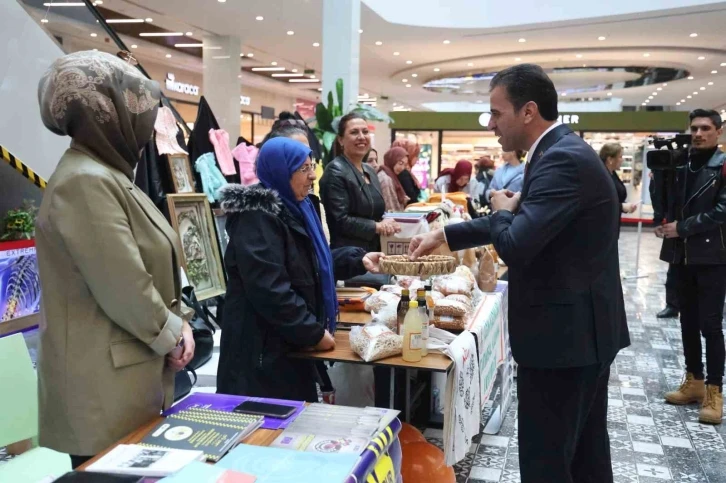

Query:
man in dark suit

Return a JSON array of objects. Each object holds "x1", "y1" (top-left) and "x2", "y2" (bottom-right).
[{"x1": 409, "y1": 64, "x2": 630, "y2": 482}]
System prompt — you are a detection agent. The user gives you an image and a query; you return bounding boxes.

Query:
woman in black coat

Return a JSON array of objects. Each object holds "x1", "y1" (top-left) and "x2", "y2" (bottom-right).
[
  {"x1": 600, "y1": 143, "x2": 637, "y2": 236},
  {"x1": 217, "y1": 137, "x2": 383, "y2": 402},
  {"x1": 320, "y1": 113, "x2": 400, "y2": 252}
]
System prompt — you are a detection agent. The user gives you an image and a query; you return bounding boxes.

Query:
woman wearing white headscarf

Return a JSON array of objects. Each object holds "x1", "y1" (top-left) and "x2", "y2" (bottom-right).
[{"x1": 35, "y1": 51, "x2": 194, "y2": 466}]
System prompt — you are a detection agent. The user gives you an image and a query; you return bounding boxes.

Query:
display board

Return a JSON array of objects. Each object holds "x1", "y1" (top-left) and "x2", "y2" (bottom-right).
[{"x1": 0, "y1": 240, "x2": 41, "y2": 336}]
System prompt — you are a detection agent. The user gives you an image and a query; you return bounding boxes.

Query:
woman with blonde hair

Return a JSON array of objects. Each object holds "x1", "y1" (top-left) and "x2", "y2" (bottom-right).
[{"x1": 599, "y1": 143, "x2": 638, "y2": 219}]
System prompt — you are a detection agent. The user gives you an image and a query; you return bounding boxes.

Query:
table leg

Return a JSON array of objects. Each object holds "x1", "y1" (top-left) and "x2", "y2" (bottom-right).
[
  {"x1": 389, "y1": 367, "x2": 395, "y2": 409},
  {"x1": 405, "y1": 369, "x2": 411, "y2": 423}
]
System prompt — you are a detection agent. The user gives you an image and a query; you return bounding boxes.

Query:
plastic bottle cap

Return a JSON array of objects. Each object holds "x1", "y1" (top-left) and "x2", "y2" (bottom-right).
[{"x1": 409, "y1": 300, "x2": 418, "y2": 309}]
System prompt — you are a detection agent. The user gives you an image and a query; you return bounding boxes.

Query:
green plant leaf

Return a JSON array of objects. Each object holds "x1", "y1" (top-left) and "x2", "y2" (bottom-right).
[
  {"x1": 331, "y1": 115, "x2": 343, "y2": 135},
  {"x1": 322, "y1": 131, "x2": 337, "y2": 152},
  {"x1": 327, "y1": 91, "x2": 335, "y2": 115},
  {"x1": 352, "y1": 103, "x2": 394, "y2": 124},
  {"x1": 315, "y1": 102, "x2": 333, "y2": 131},
  {"x1": 336, "y1": 78, "x2": 344, "y2": 113}
]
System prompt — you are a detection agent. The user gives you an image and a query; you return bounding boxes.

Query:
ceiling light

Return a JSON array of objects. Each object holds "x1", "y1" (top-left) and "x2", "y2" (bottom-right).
[
  {"x1": 309, "y1": 75, "x2": 316, "y2": 79},
  {"x1": 185, "y1": 32, "x2": 193, "y2": 36},
  {"x1": 291, "y1": 68, "x2": 298, "y2": 72},
  {"x1": 218, "y1": 0, "x2": 226, "y2": 2},
  {"x1": 247, "y1": 53, "x2": 254, "y2": 57},
  {"x1": 317, "y1": 88, "x2": 323, "y2": 92},
  {"x1": 175, "y1": 43, "x2": 203, "y2": 47},
  {"x1": 681, "y1": 99, "x2": 686, "y2": 102},
  {"x1": 406, "y1": 60, "x2": 413, "y2": 64},
  {"x1": 694, "y1": 91, "x2": 698, "y2": 94},
  {"x1": 251, "y1": 67, "x2": 285, "y2": 71},
  {"x1": 94, "y1": 0, "x2": 102, "y2": 4},
  {"x1": 40, "y1": 18, "x2": 48, "y2": 23},
  {"x1": 434, "y1": 67, "x2": 440, "y2": 72},
  {"x1": 663, "y1": 83, "x2": 668, "y2": 86},
  {"x1": 467, "y1": 62, "x2": 474, "y2": 67},
  {"x1": 698, "y1": 56, "x2": 706, "y2": 60},
  {"x1": 238, "y1": 75, "x2": 242, "y2": 78},
  {"x1": 708, "y1": 81, "x2": 714, "y2": 85},
  {"x1": 642, "y1": 103, "x2": 647, "y2": 106},
  {"x1": 648, "y1": 96, "x2": 653, "y2": 99},
  {"x1": 607, "y1": 92, "x2": 613, "y2": 96},
  {"x1": 402, "y1": 79, "x2": 408, "y2": 82},
  {"x1": 643, "y1": 53, "x2": 650, "y2": 57},
  {"x1": 690, "y1": 33, "x2": 698, "y2": 37},
  {"x1": 688, "y1": 76, "x2": 694, "y2": 80},
  {"x1": 687, "y1": 95, "x2": 692, "y2": 98},
  {"x1": 713, "y1": 70, "x2": 718, "y2": 74},
  {"x1": 139, "y1": 32, "x2": 184, "y2": 37},
  {"x1": 677, "y1": 102, "x2": 681, "y2": 105},
  {"x1": 375, "y1": 41, "x2": 383, "y2": 46},
  {"x1": 165, "y1": 54, "x2": 172, "y2": 58},
  {"x1": 583, "y1": 64, "x2": 587, "y2": 67},
  {"x1": 289, "y1": 78, "x2": 321, "y2": 83},
  {"x1": 575, "y1": 54, "x2": 583, "y2": 58},
  {"x1": 271, "y1": 73, "x2": 305, "y2": 77},
  {"x1": 43, "y1": 2, "x2": 84, "y2": 6},
  {"x1": 561, "y1": 92, "x2": 567, "y2": 96},
  {"x1": 131, "y1": 44, "x2": 138, "y2": 49},
  {"x1": 443, "y1": 40, "x2": 451, "y2": 44},
  {"x1": 412, "y1": 73, "x2": 418, "y2": 77},
  {"x1": 90, "y1": 33, "x2": 97, "y2": 37},
  {"x1": 700, "y1": 86, "x2": 706, "y2": 90},
  {"x1": 145, "y1": 18, "x2": 153, "y2": 22},
  {"x1": 313, "y1": 42, "x2": 320, "y2": 47},
  {"x1": 393, "y1": 52, "x2": 400, "y2": 56},
  {"x1": 106, "y1": 19, "x2": 145, "y2": 23},
  {"x1": 515, "y1": 57, "x2": 521, "y2": 61},
  {"x1": 359, "y1": 29, "x2": 363, "y2": 34},
  {"x1": 722, "y1": 63, "x2": 726, "y2": 67},
  {"x1": 256, "y1": 16, "x2": 264, "y2": 21},
  {"x1": 271, "y1": 61, "x2": 277, "y2": 65},
  {"x1": 406, "y1": 84, "x2": 412, "y2": 88},
  {"x1": 518, "y1": 38, "x2": 526, "y2": 43},
  {"x1": 287, "y1": 31, "x2": 294, "y2": 36},
  {"x1": 212, "y1": 55, "x2": 231, "y2": 59},
  {"x1": 598, "y1": 36, "x2": 606, "y2": 41},
  {"x1": 588, "y1": 97, "x2": 593, "y2": 101}
]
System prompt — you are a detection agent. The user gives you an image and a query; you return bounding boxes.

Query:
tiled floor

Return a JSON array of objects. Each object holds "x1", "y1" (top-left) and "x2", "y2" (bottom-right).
[
  {"x1": 467, "y1": 229, "x2": 726, "y2": 483},
  {"x1": 4, "y1": 230, "x2": 725, "y2": 482}
]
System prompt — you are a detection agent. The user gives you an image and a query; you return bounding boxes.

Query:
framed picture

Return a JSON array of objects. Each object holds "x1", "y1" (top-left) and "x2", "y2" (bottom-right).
[
  {"x1": 167, "y1": 154, "x2": 195, "y2": 193},
  {"x1": 0, "y1": 240, "x2": 41, "y2": 337},
  {"x1": 212, "y1": 208, "x2": 230, "y2": 258},
  {"x1": 167, "y1": 194, "x2": 226, "y2": 301}
]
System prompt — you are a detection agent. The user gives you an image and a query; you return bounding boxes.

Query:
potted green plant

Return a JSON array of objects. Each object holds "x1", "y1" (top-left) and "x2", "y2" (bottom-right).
[
  {"x1": 312, "y1": 78, "x2": 393, "y2": 166},
  {"x1": 1, "y1": 201, "x2": 38, "y2": 241}
]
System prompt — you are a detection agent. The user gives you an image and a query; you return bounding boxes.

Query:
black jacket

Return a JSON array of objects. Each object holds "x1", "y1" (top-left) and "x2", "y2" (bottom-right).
[
  {"x1": 216, "y1": 185, "x2": 367, "y2": 401},
  {"x1": 398, "y1": 169, "x2": 421, "y2": 205},
  {"x1": 320, "y1": 156, "x2": 386, "y2": 252},
  {"x1": 659, "y1": 149, "x2": 726, "y2": 265},
  {"x1": 445, "y1": 124, "x2": 630, "y2": 369}
]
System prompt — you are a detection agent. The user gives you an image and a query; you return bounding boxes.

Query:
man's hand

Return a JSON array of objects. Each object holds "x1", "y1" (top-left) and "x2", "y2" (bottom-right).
[
  {"x1": 655, "y1": 221, "x2": 679, "y2": 239},
  {"x1": 408, "y1": 228, "x2": 446, "y2": 260},
  {"x1": 166, "y1": 321, "x2": 195, "y2": 371},
  {"x1": 491, "y1": 189, "x2": 521, "y2": 213},
  {"x1": 363, "y1": 252, "x2": 385, "y2": 273}
]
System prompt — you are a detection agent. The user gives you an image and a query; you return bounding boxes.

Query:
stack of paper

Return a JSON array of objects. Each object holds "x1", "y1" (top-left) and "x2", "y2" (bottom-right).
[
  {"x1": 442, "y1": 331, "x2": 481, "y2": 466},
  {"x1": 85, "y1": 444, "x2": 205, "y2": 477},
  {"x1": 159, "y1": 461, "x2": 256, "y2": 482}
]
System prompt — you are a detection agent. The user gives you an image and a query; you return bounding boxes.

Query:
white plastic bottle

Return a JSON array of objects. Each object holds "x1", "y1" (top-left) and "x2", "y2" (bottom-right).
[{"x1": 402, "y1": 300, "x2": 423, "y2": 362}]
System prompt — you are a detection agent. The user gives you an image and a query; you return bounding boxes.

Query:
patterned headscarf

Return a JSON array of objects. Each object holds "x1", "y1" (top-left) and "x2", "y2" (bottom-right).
[{"x1": 38, "y1": 51, "x2": 161, "y2": 180}]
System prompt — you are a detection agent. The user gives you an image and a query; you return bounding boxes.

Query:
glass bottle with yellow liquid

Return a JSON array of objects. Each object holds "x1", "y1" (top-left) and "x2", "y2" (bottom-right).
[{"x1": 402, "y1": 300, "x2": 424, "y2": 362}]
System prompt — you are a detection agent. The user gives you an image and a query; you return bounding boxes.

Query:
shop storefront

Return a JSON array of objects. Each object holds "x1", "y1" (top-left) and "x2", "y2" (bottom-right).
[{"x1": 391, "y1": 111, "x2": 690, "y2": 221}]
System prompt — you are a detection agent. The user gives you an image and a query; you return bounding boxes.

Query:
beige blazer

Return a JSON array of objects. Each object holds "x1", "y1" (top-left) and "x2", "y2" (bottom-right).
[{"x1": 35, "y1": 144, "x2": 184, "y2": 456}]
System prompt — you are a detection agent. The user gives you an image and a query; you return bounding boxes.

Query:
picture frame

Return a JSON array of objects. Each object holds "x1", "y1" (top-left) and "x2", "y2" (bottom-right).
[
  {"x1": 212, "y1": 208, "x2": 230, "y2": 259},
  {"x1": 167, "y1": 153, "x2": 195, "y2": 193},
  {"x1": 167, "y1": 194, "x2": 226, "y2": 301}
]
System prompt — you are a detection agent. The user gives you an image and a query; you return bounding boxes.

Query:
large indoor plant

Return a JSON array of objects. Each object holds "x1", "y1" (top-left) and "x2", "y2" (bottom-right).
[{"x1": 312, "y1": 78, "x2": 393, "y2": 166}]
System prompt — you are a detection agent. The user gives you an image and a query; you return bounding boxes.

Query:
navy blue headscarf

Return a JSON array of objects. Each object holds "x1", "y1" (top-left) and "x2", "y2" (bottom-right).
[{"x1": 256, "y1": 137, "x2": 338, "y2": 333}]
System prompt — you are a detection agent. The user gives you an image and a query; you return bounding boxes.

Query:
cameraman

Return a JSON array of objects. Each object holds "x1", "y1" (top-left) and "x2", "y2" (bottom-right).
[{"x1": 656, "y1": 109, "x2": 726, "y2": 425}]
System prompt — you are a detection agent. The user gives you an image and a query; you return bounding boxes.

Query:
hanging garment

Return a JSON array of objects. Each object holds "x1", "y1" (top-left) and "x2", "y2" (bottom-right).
[
  {"x1": 209, "y1": 128, "x2": 236, "y2": 176},
  {"x1": 232, "y1": 142, "x2": 259, "y2": 185},
  {"x1": 154, "y1": 106, "x2": 188, "y2": 155},
  {"x1": 188, "y1": 97, "x2": 220, "y2": 190},
  {"x1": 195, "y1": 152, "x2": 227, "y2": 202}
]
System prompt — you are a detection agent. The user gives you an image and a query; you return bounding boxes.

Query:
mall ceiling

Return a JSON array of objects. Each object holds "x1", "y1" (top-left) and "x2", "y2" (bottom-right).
[{"x1": 24, "y1": 0, "x2": 726, "y2": 113}]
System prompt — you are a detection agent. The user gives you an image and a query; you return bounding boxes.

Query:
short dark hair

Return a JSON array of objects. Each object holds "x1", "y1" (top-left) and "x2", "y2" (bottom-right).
[
  {"x1": 489, "y1": 64, "x2": 559, "y2": 121},
  {"x1": 689, "y1": 109, "x2": 722, "y2": 129}
]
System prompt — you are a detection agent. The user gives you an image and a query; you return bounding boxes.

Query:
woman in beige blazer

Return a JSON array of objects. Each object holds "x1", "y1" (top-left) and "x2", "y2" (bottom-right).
[{"x1": 35, "y1": 51, "x2": 195, "y2": 467}]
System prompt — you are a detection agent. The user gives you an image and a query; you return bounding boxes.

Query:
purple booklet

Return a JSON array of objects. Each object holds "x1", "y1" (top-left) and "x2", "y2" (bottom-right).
[{"x1": 164, "y1": 393, "x2": 306, "y2": 430}]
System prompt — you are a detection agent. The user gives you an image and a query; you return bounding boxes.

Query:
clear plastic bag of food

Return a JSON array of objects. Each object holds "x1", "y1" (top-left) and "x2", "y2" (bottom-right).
[
  {"x1": 349, "y1": 324, "x2": 403, "y2": 362},
  {"x1": 371, "y1": 302, "x2": 398, "y2": 331},
  {"x1": 433, "y1": 274, "x2": 473, "y2": 296},
  {"x1": 364, "y1": 291, "x2": 400, "y2": 313}
]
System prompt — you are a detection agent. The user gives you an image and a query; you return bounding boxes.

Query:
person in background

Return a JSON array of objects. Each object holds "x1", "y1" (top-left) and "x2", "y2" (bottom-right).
[
  {"x1": 474, "y1": 156, "x2": 496, "y2": 207},
  {"x1": 650, "y1": 171, "x2": 680, "y2": 319},
  {"x1": 487, "y1": 151, "x2": 525, "y2": 201},
  {"x1": 365, "y1": 148, "x2": 379, "y2": 171},
  {"x1": 378, "y1": 147, "x2": 410, "y2": 212},
  {"x1": 320, "y1": 113, "x2": 400, "y2": 251},
  {"x1": 434, "y1": 159, "x2": 478, "y2": 197},
  {"x1": 656, "y1": 109, "x2": 726, "y2": 425},
  {"x1": 599, "y1": 143, "x2": 638, "y2": 234},
  {"x1": 217, "y1": 137, "x2": 384, "y2": 402},
  {"x1": 393, "y1": 138, "x2": 422, "y2": 204},
  {"x1": 35, "y1": 51, "x2": 195, "y2": 467}
]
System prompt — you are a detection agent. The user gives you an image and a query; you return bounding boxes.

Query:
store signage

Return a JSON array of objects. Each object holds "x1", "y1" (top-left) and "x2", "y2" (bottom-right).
[
  {"x1": 558, "y1": 114, "x2": 579, "y2": 124},
  {"x1": 165, "y1": 73, "x2": 199, "y2": 96},
  {"x1": 240, "y1": 95, "x2": 251, "y2": 106}
]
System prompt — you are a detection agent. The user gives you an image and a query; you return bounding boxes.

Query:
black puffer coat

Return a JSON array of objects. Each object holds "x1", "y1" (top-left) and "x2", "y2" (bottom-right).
[{"x1": 216, "y1": 184, "x2": 367, "y2": 401}]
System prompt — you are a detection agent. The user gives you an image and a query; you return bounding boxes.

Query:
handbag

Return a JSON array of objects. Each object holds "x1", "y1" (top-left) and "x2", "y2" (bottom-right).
[
  {"x1": 181, "y1": 286, "x2": 217, "y2": 371},
  {"x1": 174, "y1": 367, "x2": 197, "y2": 402}
]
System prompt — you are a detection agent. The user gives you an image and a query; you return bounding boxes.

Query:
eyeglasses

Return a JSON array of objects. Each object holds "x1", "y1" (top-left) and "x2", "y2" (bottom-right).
[{"x1": 297, "y1": 162, "x2": 317, "y2": 174}]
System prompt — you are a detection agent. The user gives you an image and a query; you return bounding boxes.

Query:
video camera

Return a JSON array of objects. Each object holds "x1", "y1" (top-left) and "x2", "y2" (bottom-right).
[
  {"x1": 646, "y1": 134, "x2": 691, "y2": 171},
  {"x1": 647, "y1": 134, "x2": 692, "y2": 223}
]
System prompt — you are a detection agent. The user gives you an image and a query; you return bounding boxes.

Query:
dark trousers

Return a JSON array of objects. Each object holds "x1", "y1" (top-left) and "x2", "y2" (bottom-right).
[
  {"x1": 517, "y1": 360, "x2": 613, "y2": 483},
  {"x1": 674, "y1": 263, "x2": 726, "y2": 387},
  {"x1": 665, "y1": 263, "x2": 680, "y2": 310}
]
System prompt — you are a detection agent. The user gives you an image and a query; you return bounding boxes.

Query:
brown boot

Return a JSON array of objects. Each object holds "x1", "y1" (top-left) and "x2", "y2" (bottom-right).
[
  {"x1": 699, "y1": 385, "x2": 724, "y2": 425},
  {"x1": 665, "y1": 373, "x2": 705, "y2": 405}
]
